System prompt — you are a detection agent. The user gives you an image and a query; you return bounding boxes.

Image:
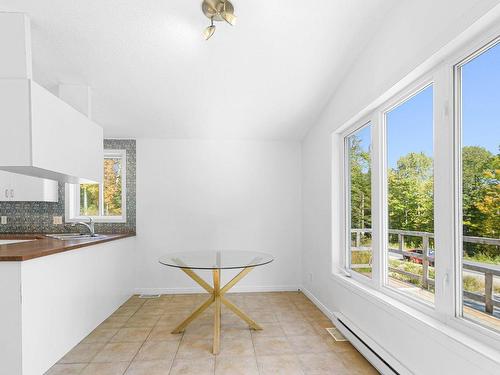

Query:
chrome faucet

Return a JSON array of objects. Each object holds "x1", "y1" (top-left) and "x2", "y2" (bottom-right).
[{"x1": 72, "y1": 217, "x2": 96, "y2": 237}]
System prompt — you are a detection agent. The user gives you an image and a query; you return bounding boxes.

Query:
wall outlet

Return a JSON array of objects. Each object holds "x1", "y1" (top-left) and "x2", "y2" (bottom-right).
[
  {"x1": 308, "y1": 273, "x2": 313, "y2": 282},
  {"x1": 53, "y1": 216, "x2": 63, "y2": 225},
  {"x1": 1, "y1": 216, "x2": 7, "y2": 225}
]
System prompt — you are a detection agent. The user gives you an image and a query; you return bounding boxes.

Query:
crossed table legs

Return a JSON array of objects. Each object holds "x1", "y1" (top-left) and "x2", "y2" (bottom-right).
[{"x1": 171, "y1": 267, "x2": 262, "y2": 354}]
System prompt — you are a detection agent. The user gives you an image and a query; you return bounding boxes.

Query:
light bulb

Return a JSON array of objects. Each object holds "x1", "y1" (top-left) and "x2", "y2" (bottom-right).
[
  {"x1": 203, "y1": 25, "x2": 216, "y2": 40},
  {"x1": 222, "y1": 12, "x2": 236, "y2": 26}
]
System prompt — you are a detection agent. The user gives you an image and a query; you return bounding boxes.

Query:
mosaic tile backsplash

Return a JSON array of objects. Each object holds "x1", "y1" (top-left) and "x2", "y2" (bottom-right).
[{"x1": 0, "y1": 139, "x2": 136, "y2": 234}]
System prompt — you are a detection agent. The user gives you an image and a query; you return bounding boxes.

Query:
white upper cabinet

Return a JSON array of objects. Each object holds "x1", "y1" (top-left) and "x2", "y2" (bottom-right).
[
  {"x1": 0, "y1": 171, "x2": 58, "y2": 202},
  {"x1": 0, "y1": 13, "x2": 103, "y2": 184},
  {"x1": 0, "y1": 79, "x2": 103, "y2": 183}
]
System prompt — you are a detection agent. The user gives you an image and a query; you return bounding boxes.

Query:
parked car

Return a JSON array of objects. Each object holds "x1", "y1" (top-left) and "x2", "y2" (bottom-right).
[{"x1": 403, "y1": 249, "x2": 435, "y2": 267}]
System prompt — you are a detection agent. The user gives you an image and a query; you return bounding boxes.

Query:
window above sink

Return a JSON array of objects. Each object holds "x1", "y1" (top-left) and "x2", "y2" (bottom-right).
[{"x1": 65, "y1": 149, "x2": 127, "y2": 223}]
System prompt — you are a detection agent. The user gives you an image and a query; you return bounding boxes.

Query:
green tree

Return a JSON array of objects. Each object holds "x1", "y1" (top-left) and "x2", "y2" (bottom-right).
[
  {"x1": 462, "y1": 146, "x2": 496, "y2": 237},
  {"x1": 475, "y1": 154, "x2": 499, "y2": 237},
  {"x1": 462, "y1": 146, "x2": 499, "y2": 260},
  {"x1": 388, "y1": 152, "x2": 434, "y2": 232},
  {"x1": 348, "y1": 135, "x2": 371, "y2": 229},
  {"x1": 80, "y1": 183, "x2": 99, "y2": 216},
  {"x1": 103, "y1": 158, "x2": 122, "y2": 216}
]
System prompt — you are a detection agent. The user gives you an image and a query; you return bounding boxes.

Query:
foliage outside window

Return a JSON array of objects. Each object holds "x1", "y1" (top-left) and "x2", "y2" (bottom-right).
[
  {"x1": 346, "y1": 124, "x2": 372, "y2": 277},
  {"x1": 67, "y1": 150, "x2": 126, "y2": 223}
]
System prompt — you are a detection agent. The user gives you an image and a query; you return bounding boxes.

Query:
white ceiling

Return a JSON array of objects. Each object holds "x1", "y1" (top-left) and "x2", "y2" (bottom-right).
[{"x1": 0, "y1": 0, "x2": 398, "y2": 139}]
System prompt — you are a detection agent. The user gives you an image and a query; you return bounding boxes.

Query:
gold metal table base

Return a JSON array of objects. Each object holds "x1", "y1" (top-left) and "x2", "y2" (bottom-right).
[{"x1": 171, "y1": 267, "x2": 262, "y2": 354}]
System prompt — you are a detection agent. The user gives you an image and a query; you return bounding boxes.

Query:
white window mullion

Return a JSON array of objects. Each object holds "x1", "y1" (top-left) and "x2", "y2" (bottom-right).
[
  {"x1": 433, "y1": 64, "x2": 456, "y2": 320},
  {"x1": 75, "y1": 184, "x2": 81, "y2": 219},
  {"x1": 99, "y1": 176, "x2": 105, "y2": 217},
  {"x1": 343, "y1": 135, "x2": 352, "y2": 271},
  {"x1": 331, "y1": 132, "x2": 346, "y2": 274},
  {"x1": 371, "y1": 113, "x2": 384, "y2": 289}
]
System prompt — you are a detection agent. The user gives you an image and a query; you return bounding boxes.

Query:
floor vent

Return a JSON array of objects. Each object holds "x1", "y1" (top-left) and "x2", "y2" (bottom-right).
[
  {"x1": 139, "y1": 294, "x2": 161, "y2": 299},
  {"x1": 326, "y1": 327, "x2": 348, "y2": 341}
]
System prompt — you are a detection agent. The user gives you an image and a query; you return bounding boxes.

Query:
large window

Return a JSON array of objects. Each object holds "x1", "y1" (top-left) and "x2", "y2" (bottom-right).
[
  {"x1": 346, "y1": 123, "x2": 372, "y2": 277},
  {"x1": 385, "y1": 85, "x2": 435, "y2": 304},
  {"x1": 67, "y1": 150, "x2": 127, "y2": 222},
  {"x1": 336, "y1": 33, "x2": 500, "y2": 340},
  {"x1": 457, "y1": 40, "x2": 499, "y2": 331}
]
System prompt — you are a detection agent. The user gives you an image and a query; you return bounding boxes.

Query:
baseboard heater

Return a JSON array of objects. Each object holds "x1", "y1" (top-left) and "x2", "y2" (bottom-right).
[{"x1": 332, "y1": 312, "x2": 408, "y2": 375}]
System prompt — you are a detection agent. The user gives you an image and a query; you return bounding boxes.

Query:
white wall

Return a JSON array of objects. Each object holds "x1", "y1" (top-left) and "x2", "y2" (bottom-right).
[
  {"x1": 135, "y1": 139, "x2": 301, "y2": 293},
  {"x1": 301, "y1": 1, "x2": 500, "y2": 374}
]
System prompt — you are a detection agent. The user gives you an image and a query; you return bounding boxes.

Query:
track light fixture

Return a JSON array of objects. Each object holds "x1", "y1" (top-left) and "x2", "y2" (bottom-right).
[{"x1": 201, "y1": 0, "x2": 237, "y2": 40}]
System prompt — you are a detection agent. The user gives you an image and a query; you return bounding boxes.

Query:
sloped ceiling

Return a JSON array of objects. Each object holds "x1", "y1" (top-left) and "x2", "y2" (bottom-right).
[{"x1": 0, "y1": 0, "x2": 398, "y2": 139}]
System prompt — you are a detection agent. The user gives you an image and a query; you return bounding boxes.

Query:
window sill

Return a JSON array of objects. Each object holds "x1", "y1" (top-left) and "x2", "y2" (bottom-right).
[
  {"x1": 65, "y1": 216, "x2": 126, "y2": 224},
  {"x1": 329, "y1": 272, "x2": 500, "y2": 365}
]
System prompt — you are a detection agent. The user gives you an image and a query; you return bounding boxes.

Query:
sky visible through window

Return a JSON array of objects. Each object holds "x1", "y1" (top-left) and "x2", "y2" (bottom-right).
[
  {"x1": 387, "y1": 86, "x2": 433, "y2": 168},
  {"x1": 462, "y1": 42, "x2": 499, "y2": 153},
  {"x1": 351, "y1": 42, "x2": 499, "y2": 168},
  {"x1": 380, "y1": 41, "x2": 499, "y2": 168}
]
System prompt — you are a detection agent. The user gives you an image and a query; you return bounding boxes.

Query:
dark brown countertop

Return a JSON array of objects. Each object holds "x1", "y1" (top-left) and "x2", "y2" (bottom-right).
[{"x1": 0, "y1": 233, "x2": 135, "y2": 261}]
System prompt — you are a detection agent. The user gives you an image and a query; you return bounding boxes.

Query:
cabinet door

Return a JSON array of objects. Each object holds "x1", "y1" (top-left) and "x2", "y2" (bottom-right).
[
  {"x1": 12, "y1": 173, "x2": 58, "y2": 202},
  {"x1": 0, "y1": 171, "x2": 13, "y2": 201},
  {"x1": 0, "y1": 171, "x2": 58, "y2": 202}
]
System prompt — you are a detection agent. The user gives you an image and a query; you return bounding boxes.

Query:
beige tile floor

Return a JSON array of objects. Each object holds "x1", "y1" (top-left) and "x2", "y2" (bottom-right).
[{"x1": 46, "y1": 292, "x2": 379, "y2": 375}]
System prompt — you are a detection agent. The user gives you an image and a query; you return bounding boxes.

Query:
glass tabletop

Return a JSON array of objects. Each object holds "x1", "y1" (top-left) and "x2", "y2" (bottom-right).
[{"x1": 159, "y1": 250, "x2": 274, "y2": 270}]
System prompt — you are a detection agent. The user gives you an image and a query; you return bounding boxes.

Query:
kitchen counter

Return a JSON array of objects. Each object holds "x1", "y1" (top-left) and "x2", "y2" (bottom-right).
[
  {"x1": 0, "y1": 234, "x2": 136, "y2": 374},
  {"x1": 0, "y1": 233, "x2": 135, "y2": 261}
]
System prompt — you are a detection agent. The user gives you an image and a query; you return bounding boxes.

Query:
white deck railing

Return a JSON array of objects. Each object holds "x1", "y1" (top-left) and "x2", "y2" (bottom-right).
[{"x1": 350, "y1": 228, "x2": 500, "y2": 315}]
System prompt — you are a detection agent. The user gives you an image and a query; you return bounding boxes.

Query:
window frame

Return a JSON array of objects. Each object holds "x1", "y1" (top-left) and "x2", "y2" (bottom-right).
[
  {"x1": 342, "y1": 119, "x2": 373, "y2": 284},
  {"x1": 332, "y1": 26, "x2": 500, "y2": 349},
  {"x1": 65, "y1": 149, "x2": 127, "y2": 223},
  {"x1": 453, "y1": 35, "x2": 500, "y2": 335},
  {"x1": 380, "y1": 79, "x2": 436, "y2": 309}
]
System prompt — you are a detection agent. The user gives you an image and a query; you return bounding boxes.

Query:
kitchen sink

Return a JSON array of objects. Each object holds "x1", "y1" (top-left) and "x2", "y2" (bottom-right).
[{"x1": 46, "y1": 233, "x2": 106, "y2": 241}]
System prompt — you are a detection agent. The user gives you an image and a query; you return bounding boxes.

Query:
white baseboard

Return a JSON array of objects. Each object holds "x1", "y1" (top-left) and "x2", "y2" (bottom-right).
[
  {"x1": 134, "y1": 285, "x2": 301, "y2": 295},
  {"x1": 300, "y1": 287, "x2": 336, "y2": 320},
  {"x1": 301, "y1": 287, "x2": 409, "y2": 375}
]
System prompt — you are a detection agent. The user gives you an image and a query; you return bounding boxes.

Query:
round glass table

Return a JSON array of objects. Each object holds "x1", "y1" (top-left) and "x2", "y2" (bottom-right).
[{"x1": 159, "y1": 250, "x2": 274, "y2": 354}]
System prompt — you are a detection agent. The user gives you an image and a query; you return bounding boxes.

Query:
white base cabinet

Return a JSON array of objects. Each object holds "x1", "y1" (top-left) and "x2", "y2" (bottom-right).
[
  {"x1": 0, "y1": 171, "x2": 58, "y2": 202},
  {"x1": 0, "y1": 237, "x2": 135, "y2": 375}
]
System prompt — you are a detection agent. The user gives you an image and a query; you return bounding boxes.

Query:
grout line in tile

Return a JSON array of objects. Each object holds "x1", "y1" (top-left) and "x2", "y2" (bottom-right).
[
  {"x1": 121, "y1": 340, "x2": 146, "y2": 374},
  {"x1": 249, "y1": 326, "x2": 261, "y2": 375},
  {"x1": 167, "y1": 330, "x2": 185, "y2": 375}
]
